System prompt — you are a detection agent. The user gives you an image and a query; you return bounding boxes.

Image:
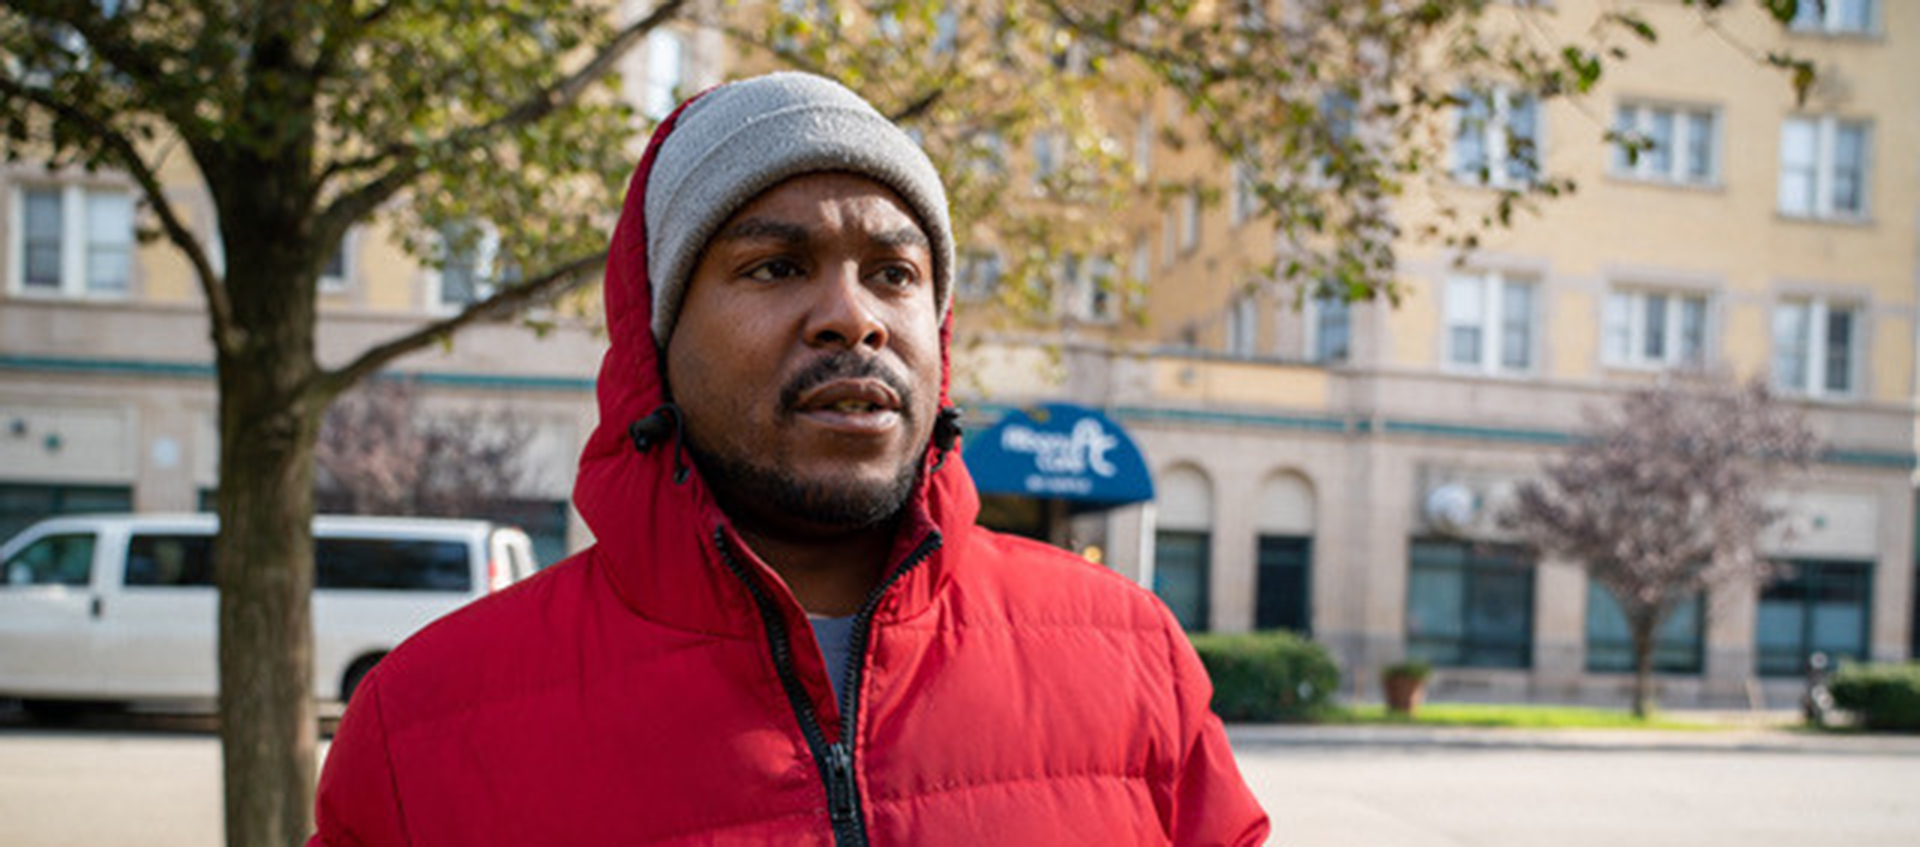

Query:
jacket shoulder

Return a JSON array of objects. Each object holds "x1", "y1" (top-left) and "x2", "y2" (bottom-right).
[{"x1": 952, "y1": 526, "x2": 1177, "y2": 632}]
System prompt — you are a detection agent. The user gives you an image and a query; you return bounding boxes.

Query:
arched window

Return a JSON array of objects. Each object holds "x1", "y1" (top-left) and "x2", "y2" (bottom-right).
[
  {"x1": 1255, "y1": 472, "x2": 1314, "y2": 633},
  {"x1": 1154, "y1": 465, "x2": 1212, "y2": 631}
]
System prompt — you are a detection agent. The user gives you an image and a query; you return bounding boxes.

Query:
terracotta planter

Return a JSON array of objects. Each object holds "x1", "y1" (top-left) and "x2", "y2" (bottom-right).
[{"x1": 1383, "y1": 673, "x2": 1427, "y2": 716}]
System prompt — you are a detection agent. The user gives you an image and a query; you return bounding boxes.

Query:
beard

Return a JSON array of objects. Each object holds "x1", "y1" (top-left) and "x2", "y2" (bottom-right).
[
  {"x1": 684, "y1": 350, "x2": 927, "y2": 532},
  {"x1": 689, "y1": 439, "x2": 924, "y2": 532}
]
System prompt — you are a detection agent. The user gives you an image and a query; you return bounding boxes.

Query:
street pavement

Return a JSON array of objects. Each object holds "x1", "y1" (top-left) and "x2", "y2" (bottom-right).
[{"x1": 3, "y1": 715, "x2": 1918, "y2": 846}]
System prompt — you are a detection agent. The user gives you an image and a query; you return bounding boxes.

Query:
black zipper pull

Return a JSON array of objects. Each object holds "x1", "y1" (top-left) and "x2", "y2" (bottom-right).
[{"x1": 826, "y1": 742, "x2": 858, "y2": 828}]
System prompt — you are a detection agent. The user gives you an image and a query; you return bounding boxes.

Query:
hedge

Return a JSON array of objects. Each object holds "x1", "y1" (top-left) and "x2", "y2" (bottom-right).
[
  {"x1": 1189, "y1": 630, "x2": 1340, "y2": 723},
  {"x1": 1829, "y1": 662, "x2": 1920, "y2": 732}
]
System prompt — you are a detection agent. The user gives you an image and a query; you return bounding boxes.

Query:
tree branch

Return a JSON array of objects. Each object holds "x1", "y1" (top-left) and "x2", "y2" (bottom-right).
[
  {"x1": 0, "y1": 73, "x2": 238, "y2": 355},
  {"x1": 316, "y1": 251, "x2": 607, "y2": 401},
  {"x1": 316, "y1": 0, "x2": 689, "y2": 201}
]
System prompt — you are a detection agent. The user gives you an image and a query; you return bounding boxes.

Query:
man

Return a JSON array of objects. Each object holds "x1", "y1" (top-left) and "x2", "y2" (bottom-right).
[{"x1": 311, "y1": 72, "x2": 1268, "y2": 846}]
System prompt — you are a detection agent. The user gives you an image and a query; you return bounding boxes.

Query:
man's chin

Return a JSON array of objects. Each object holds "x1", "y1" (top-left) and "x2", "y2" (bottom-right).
[{"x1": 693, "y1": 447, "x2": 923, "y2": 536}]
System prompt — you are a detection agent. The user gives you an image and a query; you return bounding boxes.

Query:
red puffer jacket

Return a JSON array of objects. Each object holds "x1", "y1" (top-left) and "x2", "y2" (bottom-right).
[{"x1": 310, "y1": 91, "x2": 1269, "y2": 847}]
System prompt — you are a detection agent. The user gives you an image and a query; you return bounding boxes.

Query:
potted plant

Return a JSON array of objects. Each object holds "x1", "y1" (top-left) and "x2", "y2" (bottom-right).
[{"x1": 1382, "y1": 660, "x2": 1433, "y2": 717}]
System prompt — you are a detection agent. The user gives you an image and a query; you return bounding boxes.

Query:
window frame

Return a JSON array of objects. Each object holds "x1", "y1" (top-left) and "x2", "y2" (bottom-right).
[
  {"x1": 1444, "y1": 271, "x2": 1538, "y2": 375},
  {"x1": 1777, "y1": 115, "x2": 1872, "y2": 222},
  {"x1": 1601, "y1": 287, "x2": 1711, "y2": 370},
  {"x1": 1406, "y1": 539, "x2": 1536, "y2": 670},
  {"x1": 1584, "y1": 580, "x2": 1705, "y2": 675},
  {"x1": 7, "y1": 182, "x2": 137, "y2": 300},
  {"x1": 1451, "y1": 86, "x2": 1541, "y2": 188},
  {"x1": 1789, "y1": 0, "x2": 1878, "y2": 36},
  {"x1": 1306, "y1": 289, "x2": 1352, "y2": 364},
  {"x1": 1611, "y1": 101, "x2": 1720, "y2": 187},
  {"x1": 1771, "y1": 295, "x2": 1863, "y2": 399}
]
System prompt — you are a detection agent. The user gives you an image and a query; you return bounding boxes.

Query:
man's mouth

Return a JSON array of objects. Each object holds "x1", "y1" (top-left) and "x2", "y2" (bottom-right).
[{"x1": 793, "y1": 379, "x2": 904, "y2": 433}]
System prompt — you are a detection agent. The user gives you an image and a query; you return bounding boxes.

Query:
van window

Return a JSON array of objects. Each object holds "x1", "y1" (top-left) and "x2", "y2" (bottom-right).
[
  {"x1": 317, "y1": 538, "x2": 471, "y2": 592},
  {"x1": 125, "y1": 534, "x2": 217, "y2": 588},
  {"x1": 3, "y1": 533, "x2": 96, "y2": 587}
]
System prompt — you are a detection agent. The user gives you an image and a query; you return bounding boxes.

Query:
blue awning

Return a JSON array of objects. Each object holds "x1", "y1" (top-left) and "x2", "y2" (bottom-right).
[{"x1": 965, "y1": 403, "x2": 1154, "y2": 508}]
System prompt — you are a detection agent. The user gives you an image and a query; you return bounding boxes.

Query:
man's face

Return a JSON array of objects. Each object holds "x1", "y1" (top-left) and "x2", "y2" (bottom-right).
[{"x1": 666, "y1": 172, "x2": 942, "y2": 536}]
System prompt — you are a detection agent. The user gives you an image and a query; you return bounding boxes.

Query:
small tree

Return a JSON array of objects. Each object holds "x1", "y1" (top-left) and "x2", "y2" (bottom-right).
[
  {"x1": 314, "y1": 379, "x2": 533, "y2": 519},
  {"x1": 1501, "y1": 374, "x2": 1820, "y2": 718}
]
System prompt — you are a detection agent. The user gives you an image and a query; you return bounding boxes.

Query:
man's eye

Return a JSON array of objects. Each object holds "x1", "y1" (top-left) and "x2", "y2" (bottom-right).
[
  {"x1": 873, "y1": 265, "x2": 918, "y2": 289},
  {"x1": 745, "y1": 259, "x2": 804, "y2": 282}
]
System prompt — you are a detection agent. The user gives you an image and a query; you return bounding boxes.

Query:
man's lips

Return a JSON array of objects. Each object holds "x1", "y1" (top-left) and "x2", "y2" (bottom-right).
[
  {"x1": 793, "y1": 379, "x2": 903, "y2": 433},
  {"x1": 794, "y1": 379, "x2": 902, "y2": 415}
]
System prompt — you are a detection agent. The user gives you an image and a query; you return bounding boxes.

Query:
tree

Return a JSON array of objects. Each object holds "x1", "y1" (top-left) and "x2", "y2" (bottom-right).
[
  {"x1": 1500, "y1": 374, "x2": 1820, "y2": 718},
  {"x1": 1, "y1": 1, "x2": 1811, "y2": 843},
  {"x1": 315, "y1": 379, "x2": 533, "y2": 519}
]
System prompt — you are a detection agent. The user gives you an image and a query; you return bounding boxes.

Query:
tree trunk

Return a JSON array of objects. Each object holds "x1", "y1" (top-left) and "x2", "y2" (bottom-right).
[
  {"x1": 216, "y1": 396, "x2": 319, "y2": 847},
  {"x1": 212, "y1": 202, "x2": 324, "y2": 845},
  {"x1": 1629, "y1": 615, "x2": 1658, "y2": 720}
]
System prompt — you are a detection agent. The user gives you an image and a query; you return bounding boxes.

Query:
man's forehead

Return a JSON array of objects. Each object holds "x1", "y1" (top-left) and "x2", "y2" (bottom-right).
[{"x1": 714, "y1": 173, "x2": 932, "y2": 248}]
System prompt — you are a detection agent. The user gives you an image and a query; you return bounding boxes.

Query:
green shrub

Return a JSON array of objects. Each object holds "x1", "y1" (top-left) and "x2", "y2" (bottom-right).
[
  {"x1": 1189, "y1": 630, "x2": 1340, "y2": 723},
  {"x1": 1829, "y1": 662, "x2": 1920, "y2": 732},
  {"x1": 1383, "y1": 659, "x2": 1432, "y2": 683}
]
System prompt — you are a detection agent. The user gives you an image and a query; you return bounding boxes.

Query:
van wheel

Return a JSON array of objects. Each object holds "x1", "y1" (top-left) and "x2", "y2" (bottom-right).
[{"x1": 340, "y1": 655, "x2": 385, "y2": 706}]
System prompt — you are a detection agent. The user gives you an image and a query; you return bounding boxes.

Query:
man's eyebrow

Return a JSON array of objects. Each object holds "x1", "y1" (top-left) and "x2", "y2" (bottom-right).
[
  {"x1": 871, "y1": 226, "x2": 930, "y2": 251},
  {"x1": 714, "y1": 217, "x2": 810, "y2": 245}
]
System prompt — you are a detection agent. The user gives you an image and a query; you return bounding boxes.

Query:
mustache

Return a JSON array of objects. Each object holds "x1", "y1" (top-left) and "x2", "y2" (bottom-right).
[{"x1": 778, "y1": 352, "x2": 916, "y2": 418}]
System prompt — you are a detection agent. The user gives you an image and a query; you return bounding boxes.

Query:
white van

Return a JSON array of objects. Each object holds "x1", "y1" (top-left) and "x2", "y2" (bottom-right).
[{"x1": 0, "y1": 513, "x2": 537, "y2": 715}]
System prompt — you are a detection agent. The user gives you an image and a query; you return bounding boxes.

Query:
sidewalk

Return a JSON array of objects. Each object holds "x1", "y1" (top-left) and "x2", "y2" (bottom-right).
[{"x1": 1226, "y1": 720, "x2": 1920, "y2": 756}]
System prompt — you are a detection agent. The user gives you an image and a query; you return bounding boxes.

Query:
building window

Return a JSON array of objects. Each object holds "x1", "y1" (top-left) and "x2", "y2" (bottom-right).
[
  {"x1": 1756, "y1": 559, "x2": 1872, "y2": 677},
  {"x1": 9, "y1": 184, "x2": 134, "y2": 298},
  {"x1": 1316, "y1": 90, "x2": 1358, "y2": 177},
  {"x1": 1585, "y1": 582, "x2": 1703, "y2": 674},
  {"x1": 319, "y1": 234, "x2": 352, "y2": 293},
  {"x1": 1771, "y1": 297, "x2": 1860, "y2": 398},
  {"x1": 0, "y1": 483, "x2": 133, "y2": 548},
  {"x1": 1612, "y1": 102, "x2": 1718, "y2": 186},
  {"x1": 956, "y1": 250, "x2": 1002, "y2": 302},
  {"x1": 1230, "y1": 159, "x2": 1258, "y2": 226},
  {"x1": 1445, "y1": 272, "x2": 1536, "y2": 374},
  {"x1": 1407, "y1": 539, "x2": 1535, "y2": 669},
  {"x1": 1256, "y1": 535, "x2": 1311, "y2": 633},
  {"x1": 1453, "y1": 87, "x2": 1539, "y2": 187},
  {"x1": 1180, "y1": 187, "x2": 1201, "y2": 253},
  {"x1": 1031, "y1": 131, "x2": 1065, "y2": 192},
  {"x1": 642, "y1": 30, "x2": 686, "y2": 122},
  {"x1": 1308, "y1": 290, "x2": 1351, "y2": 364},
  {"x1": 1130, "y1": 236, "x2": 1150, "y2": 292},
  {"x1": 434, "y1": 221, "x2": 503, "y2": 309},
  {"x1": 1226, "y1": 295, "x2": 1258, "y2": 358},
  {"x1": 1155, "y1": 530, "x2": 1211, "y2": 631},
  {"x1": 1778, "y1": 116, "x2": 1870, "y2": 220},
  {"x1": 1790, "y1": 0, "x2": 1876, "y2": 35},
  {"x1": 1133, "y1": 112, "x2": 1154, "y2": 181},
  {"x1": 1602, "y1": 289, "x2": 1708, "y2": 368}
]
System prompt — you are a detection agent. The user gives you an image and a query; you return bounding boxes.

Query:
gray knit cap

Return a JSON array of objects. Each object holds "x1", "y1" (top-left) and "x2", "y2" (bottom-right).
[{"x1": 645, "y1": 71, "x2": 955, "y2": 345}]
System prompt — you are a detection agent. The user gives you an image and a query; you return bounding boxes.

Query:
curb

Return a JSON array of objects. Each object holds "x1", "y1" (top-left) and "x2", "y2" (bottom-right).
[{"x1": 1224, "y1": 724, "x2": 1920, "y2": 757}]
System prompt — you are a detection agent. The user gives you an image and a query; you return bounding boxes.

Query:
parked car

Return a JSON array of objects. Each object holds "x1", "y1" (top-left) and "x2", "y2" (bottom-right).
[{"x1": 0, "y1": 513, "x2": 537, "y2": 716}]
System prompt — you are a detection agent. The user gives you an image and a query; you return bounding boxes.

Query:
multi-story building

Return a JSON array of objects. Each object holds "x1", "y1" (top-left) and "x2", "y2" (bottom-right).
[
  {"x1": 960, "y1": 0, "x2": 1915, "y2": 707},
  {"x1": 2, "y1": 1, "x2": 1911, "y2": 707}
]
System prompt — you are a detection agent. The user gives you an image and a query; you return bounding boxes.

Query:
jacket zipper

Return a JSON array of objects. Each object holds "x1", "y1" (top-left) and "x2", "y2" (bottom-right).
[{"x1": 716, "y1": 527, "x2": 943, "y2": 847}]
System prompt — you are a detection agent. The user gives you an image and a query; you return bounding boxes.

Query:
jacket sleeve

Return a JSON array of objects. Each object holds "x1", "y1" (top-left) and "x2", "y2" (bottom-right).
[
  {"x1": 1165, "y1": 623, "x2": 1271, "y2": 847},
  {"x1": 309, "y1": 674, "x2": 411, "y2": 847}
]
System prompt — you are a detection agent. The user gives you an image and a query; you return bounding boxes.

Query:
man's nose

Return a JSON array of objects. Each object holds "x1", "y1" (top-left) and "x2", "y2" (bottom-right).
[{"x1": 805, "y1": 261, "x2": 888, "y2": 351}]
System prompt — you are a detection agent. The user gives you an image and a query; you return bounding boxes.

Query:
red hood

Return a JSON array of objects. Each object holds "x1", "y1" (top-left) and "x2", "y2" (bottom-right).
[{"x1": 571, "y1": 95, "x2": 980, "y2": 637}]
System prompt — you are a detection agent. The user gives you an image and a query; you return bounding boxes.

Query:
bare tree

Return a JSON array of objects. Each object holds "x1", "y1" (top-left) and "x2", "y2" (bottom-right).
[
  {"x1": 1501, "y1": 374, "x2": 1820, "y2": 718},
  {"x1": 315, "y1": 380, "x2": 531, "y2": 519}
]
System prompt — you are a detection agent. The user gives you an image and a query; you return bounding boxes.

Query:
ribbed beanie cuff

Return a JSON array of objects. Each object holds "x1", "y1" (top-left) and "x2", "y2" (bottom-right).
[{"x1": 645, "y1": 72, "x2": 955, "y2": 345}]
